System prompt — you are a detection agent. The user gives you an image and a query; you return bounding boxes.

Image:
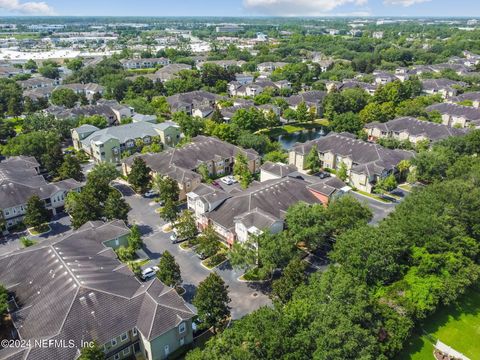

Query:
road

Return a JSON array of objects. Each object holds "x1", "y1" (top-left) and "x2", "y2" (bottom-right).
[
  {"x1": 0, "y1": 213, "x2": 73, "y2": 256},
  {"x1": 112, "y1": 181, "x2": 272, "y2": 320},
  {"x1": 350, "y1": 187, "x2": 409, "y2": 224}
]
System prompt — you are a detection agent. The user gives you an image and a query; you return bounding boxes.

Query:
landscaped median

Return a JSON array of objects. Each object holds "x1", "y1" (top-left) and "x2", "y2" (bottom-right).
[
  {"x1": 179, "y1": 240, "x2": 194, "y2": 250},
  {"x1": 353, "y1": 189, "x2": 393, "y2": 203},
  {"x1": 201, "y1": 253, "x2": 227, "y2": 270},
  {"x1": 27, "y1": 224, "x2": 51, "y2": 236},
  {"x1": 238, "y1": 267, "x2": 273, "y2": 283}
]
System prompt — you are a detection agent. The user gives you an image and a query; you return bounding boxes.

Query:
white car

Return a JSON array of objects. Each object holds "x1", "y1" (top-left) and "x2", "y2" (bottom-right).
[
  {"x1": 170, "y1": 232, "x2": 179, "y2": 243},
  {"x1": 221, "y1": 176, "x2": 238, "y2": 185},
  {"x1": 144, "y1": 190, "x2": 158, "y2": 198},
  {"x1": 141, "y1": 266, "x2": 159, "y2": 280}
]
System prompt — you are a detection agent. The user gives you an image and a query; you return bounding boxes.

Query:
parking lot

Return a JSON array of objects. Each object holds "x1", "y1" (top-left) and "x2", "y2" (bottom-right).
[{"x1": 112, "y1": 181, "x2": 272, "y2": 320}]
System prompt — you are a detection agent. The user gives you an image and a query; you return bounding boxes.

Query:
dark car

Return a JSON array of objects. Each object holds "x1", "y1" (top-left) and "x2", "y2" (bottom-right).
[
  {"x1": 316, "y1": 171, "x2": 331, "y2": 179},
  {"x1": 196, "y1": 251, "x2": 208, "y2": 260}
]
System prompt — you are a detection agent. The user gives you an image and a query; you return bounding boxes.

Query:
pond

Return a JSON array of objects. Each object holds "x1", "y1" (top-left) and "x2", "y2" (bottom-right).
[{"x1": 276, "y1": 127, "x2": 327, "y2": 150}]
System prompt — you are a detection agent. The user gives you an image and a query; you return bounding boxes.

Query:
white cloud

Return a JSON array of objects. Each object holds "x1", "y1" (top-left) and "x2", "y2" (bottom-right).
[
  {"x1": 0, "y1": 0, "x2": 55, "y2": 15},
  {"x1": 383, "y1": 0, "x2": 431, "y2": 7},
  {"x1": 243, "y1": 0, "x2": 368, "y2": 16}
]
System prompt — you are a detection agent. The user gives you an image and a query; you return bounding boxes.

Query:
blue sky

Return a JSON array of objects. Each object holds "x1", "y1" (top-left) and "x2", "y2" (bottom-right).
[{"x1": 0, "y1": 0, "x2": 479, "y2": 17}]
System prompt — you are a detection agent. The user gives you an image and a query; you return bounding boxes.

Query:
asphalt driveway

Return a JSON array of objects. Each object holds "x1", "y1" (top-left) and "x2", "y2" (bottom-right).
[{"x1": 113, "y1": 181, "x2": 272, "y2": 320}]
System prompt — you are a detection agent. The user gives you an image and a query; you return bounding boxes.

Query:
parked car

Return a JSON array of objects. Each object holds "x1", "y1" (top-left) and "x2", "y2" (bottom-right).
[
  {"x1": 220, "y1": 175, "x2": 238, "y2": 185},
  {"x1": 316, "y1": 171, "x2": 331, "y2": 179},
  {"x1": 141, "y1": 266, "x2": 159, "y2": 280},
  {"x1": 196, "y1": 251, "x2": 208, "y2": 260},
  {"x1": 144, "y1": 189, "x2": 159, "y2": 198},
  {"x1": 170, "y1": 232, "x2": 181, "y2": 244},
  {"x1": 211, "y1": 180, "x2": 222, "y2": 189}
]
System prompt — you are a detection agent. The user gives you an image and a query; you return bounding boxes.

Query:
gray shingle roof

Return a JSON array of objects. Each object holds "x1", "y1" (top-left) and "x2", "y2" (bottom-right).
[
  {"x1": 260, "y1": 161, "x2": 297, "y2": 177},
  {"x1": 421, "y1": 78, "x2": 467, "y2": 92},
  {"x1": 285, "y1": 90, "x2": 327, "y2": 107},
  {"x1": 0, "y1": 221, "x2": 194, "y2": 360},
  {"x1": 206, "y1": 177, "x2": 321, "y2": 231},
  {"x1": 79, "y1": 121, "x2": 178, "y2": 147},
  {"x1": 291, "y1": 132, "x2": 413, "y2": 176},
  {"x1": 450, "y1": 91, "x2": 480, "y2": 103},
  {"x1": 124, "y1": 135, "x2": 259, "y2": 182},
  {"x1": 0, "y1": 156, "x2": 83, "y2": 209},
  {"x1": 365, "y1": 117, "x2": 467, "y2": 142},
  {"x1": 426, "y1": 103, "x2": 480, "y2": 121}
]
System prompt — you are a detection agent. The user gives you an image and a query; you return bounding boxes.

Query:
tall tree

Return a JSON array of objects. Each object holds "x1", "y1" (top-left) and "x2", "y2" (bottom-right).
[
  {"x1": 128, "y1": 224, "x2": 143, "y2": 251},
  {"x1": 175, "y1": 210, "x2": 197, "y2": 241},
  {"x1": 193, "y1": 272, "x2": 231, "y2": 333},
  {"x1": 152, "y1": 175, "x2": 180, "y2": 203},
  {"x1": 159, "y1": 199, "x2": 179, "y2": 224},
  {"x1": 58, "y1": 154, "x2": 84, "y2": 181},
  {"x1": 233, "y1": 153, "x2": 252, "y2": 189},
  {"x1": 305, "y1": 145, "x2": 321, "y2": 174},
  {"x1": 65, "y1": 187, "x2": 103, "y2": 229},
  {"x1": 295, "y1": 101, "x2": 309, "y2": 122},
  {"x1": 337, "y1": 161, "x2": 348, "y2": 182},
  {"x1": 270, "y1": 258, "x2": 307, "y2": 305},
  {"x1": 104, "y1": 190, "x2": 130, "y2": 221},
  {"x1": 24, "y1": 195, "x2": 50, "y2": 230},
  {"x1": 127, "y1": 157, "x2": 152, "y2": 193},
  {"x1": 326, "y1": 195, "x2": 372, "y2": 237},
  {"x1": 197, "y1": 225, "x2": 221, "y2": 258},
  {"x1": 197, "y1": 163, "x2": 211, "y2": 183},
  {"x1": 157, "y1": 250, "x2": 182, "y2": 288},
  {"x1": 285, "y1": 202, "x2": 328, "y2": 250},
  {"x1": 50, "y1": 88, "x2": 79, "y2": 108}
]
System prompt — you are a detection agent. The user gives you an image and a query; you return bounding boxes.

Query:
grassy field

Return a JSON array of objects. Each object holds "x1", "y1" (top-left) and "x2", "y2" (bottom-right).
[{"x1": 397, "y1": 287, "x2": 480, "y2": 360}]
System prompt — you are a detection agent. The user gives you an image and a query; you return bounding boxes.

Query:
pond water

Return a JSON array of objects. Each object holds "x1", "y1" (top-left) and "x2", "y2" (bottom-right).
[{"x1": 276, "y1": 127, "x2": 327, "y2": 150}]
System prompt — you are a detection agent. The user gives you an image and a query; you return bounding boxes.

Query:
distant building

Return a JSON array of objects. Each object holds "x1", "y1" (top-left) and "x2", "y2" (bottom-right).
[
  {"x1": 55, "y1": 82, "x2": 105, "y2": 100},
  {"x1": 18, "y1": 76, "x2": 60, "y2": 90},
  {"x1": 285, "y1": 90, "x2": 327, "y2": 117},
  {"x1": 166, "y1": 90, "x2": 220, "y2": 116},
  {"x1": 72, "y1": 121, "x2": 181, "y2": 164},
  {"x1": 257, "y1": 62, "x2": 288, "y2": 73},
  {"x1": 0, "y1": 156, "x2": 83, "y2": 229},
  {"x1": 421, "y1": 79, "x2": 467, "y2": 99},
  {"x1": 44, "y1": 100, "x2": 133, "y2": 126},
  {"x1": 449, "y1": 91, "x2": 480, "y2": 108},
  {"x1": 426, "y1": 103, "x2": 480, "y2": 128},
  {"x1": 120, "y1": 57, "x2": 170, "y2": 69},
  {"x1": 123, "y1": 136, "x2": 261, "y2": 200},
  {"x1": 289, "y1": 132, "x2": 413, "y2": 193},
  {"x1": 364, "y1": 117, "x2": 467, "y2": 144},
  {"x1": 215, "y1": 25, "x2": 244, "y2": 33}
]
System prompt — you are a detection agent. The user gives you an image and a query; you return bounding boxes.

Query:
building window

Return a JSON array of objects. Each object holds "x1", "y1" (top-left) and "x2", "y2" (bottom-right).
[
  {"x1": 121, "y1": 332, "x2": 128, "y2": 342},
  {"x1": 179, "y1": 322, "x2": 186, "y2": 334},
  {"x1": 123, "y1": 347, "x2": 130, "y2": 356},
  {"x1": 111, "y1": 338, "x2": 117, "y2": 346}
]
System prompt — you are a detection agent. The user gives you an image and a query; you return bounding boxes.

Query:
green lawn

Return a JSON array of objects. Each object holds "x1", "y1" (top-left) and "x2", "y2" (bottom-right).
[{"x1": 397, "y1": 287, "x2": 480, "y2": 360}]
